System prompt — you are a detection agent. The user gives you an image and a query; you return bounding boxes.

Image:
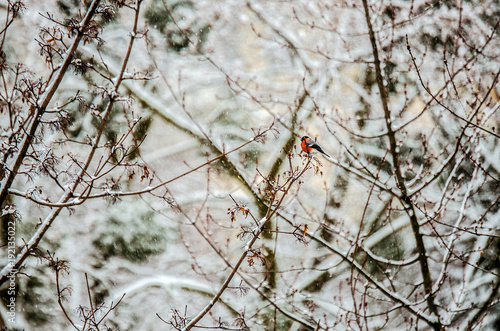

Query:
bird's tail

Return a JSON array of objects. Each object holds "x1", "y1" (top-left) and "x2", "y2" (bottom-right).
[{"x1": 317, "y1": 147, "x2": 330, "y2": 158}]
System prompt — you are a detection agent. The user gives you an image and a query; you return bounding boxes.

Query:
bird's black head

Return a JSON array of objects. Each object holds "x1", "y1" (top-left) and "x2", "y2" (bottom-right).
[{"x1": 301, "y1": 136, "x2": 309, "y2": 142}]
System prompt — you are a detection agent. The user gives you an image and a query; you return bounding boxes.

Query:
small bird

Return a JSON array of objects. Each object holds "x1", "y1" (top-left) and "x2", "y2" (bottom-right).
[{"x1": 301, "y1": 136, "x2": 330, "y2": 157}]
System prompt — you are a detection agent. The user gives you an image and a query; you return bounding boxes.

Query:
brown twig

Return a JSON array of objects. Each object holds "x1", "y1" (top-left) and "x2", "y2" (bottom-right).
[
  {"x1": 0, "y1": 0, "x2": 144, "y2": 287},
  {"x1": 180, "y1": 158, "x2": 311, "y2": 330}
]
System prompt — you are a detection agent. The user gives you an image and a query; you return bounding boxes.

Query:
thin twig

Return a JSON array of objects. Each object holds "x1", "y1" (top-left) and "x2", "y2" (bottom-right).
[{"x1": 180, "y1": 159, "x2": 311, "y2": 330}]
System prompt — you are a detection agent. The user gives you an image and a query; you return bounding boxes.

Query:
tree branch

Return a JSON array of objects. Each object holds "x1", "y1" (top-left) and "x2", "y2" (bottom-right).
[{"x1": 361, "y1": 0, "x2": 442, "y2": 329}]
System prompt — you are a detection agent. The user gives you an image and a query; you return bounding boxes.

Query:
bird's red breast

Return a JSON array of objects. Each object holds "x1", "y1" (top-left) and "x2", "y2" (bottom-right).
[{"x1": 301, "y1": 136, "x2": 313, "y2": 153}]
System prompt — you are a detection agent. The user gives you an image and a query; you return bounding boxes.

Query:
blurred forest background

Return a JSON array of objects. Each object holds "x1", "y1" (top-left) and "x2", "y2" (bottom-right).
[{"x1": 0, "y1": 0, "x2": 499, "y2": 330}]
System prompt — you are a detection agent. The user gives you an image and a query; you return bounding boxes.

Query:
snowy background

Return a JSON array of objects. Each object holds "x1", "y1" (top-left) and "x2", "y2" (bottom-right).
[{"x1": 0, "y1": 0, "x2": 499, "y2": 330}]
